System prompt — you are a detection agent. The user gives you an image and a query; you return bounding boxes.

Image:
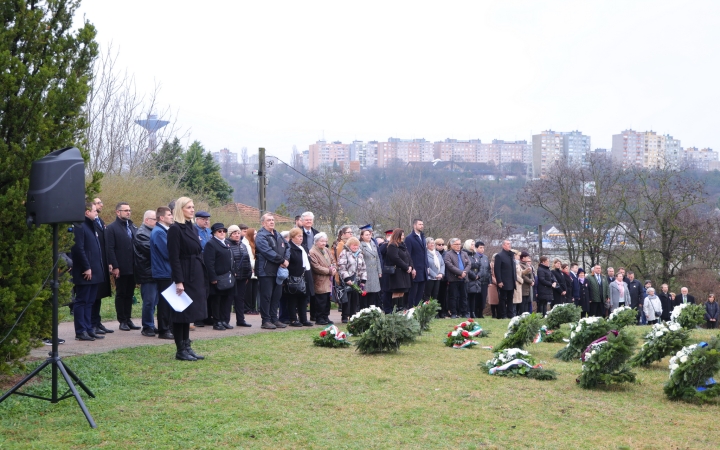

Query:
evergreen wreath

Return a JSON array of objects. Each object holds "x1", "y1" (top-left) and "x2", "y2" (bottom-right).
[
  {"x1": 578, "y1": 330, "x2": 637, "y2": 389},
  {"x1": 555, "y1": 316, "x2": 612, "y2": 362},
  {"x1": 346, "y1": 305, "x2": 384, "y2": 336},
  {"x1": 607, "y1": 306, "x2": 638, "y2": 329},
  {"x1": 669, "y1": 303, "x2": 706, "y2": 329},
  {"x1": 533, "y1": 325, "x2": 566, "y2": 343},
  {"x1": 413, "y1": 299, "x2": 441, "y2": 332},
  {"x1": 355, "y1": 311, "x2": 419, "y2": 354},
  {"x1": 495, "y1": 312, "x2": 543, "y2": 351},
  {"x1": 629, "y1": 322, "x2": 691, "y2": 367},
  {"x1": 444, "y1": 319, "x2": 489, "y2": 349},
  {"x1": 545, "y1": 303, "x2": 582, "y2": 330},
  {"x1": 664, "y1": 338, "x2": 720, "y2": 403},
  {"x1": 312, "y1": 325, "x2": 352, "y2": 348},
  {"x1": 484, "y1": 348, "x2": 557, "y2": 380}
]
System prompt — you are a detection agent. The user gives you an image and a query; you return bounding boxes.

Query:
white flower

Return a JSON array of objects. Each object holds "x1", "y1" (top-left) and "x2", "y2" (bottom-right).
[
  {"x1": 452, "y1": 330, "x2": 459, "y2": 337},
  {"x1": 679, "y1": 355, "x2": 688, "y2": 363},
  {"x1": 655, "y1": 331, "x2": 664, "y2": 338},
  {"x1": 669, "y1": 323, "x2": 681, "y2": 331}
]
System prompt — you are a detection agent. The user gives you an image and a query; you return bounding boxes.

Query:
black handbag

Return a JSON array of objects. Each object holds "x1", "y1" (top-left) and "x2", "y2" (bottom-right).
[
  {"x1": 383, "y1": 265, "x2": 396, "y2": 274},
  {"x1": 333, "y1": 281, "x2": 348, "y2": 304},
  {"x1": 284, "y1": 275, "x2": 306, "y2": 294},
  {"x1": 216, "y1": 271, "x2": 236, "y2": 291}
]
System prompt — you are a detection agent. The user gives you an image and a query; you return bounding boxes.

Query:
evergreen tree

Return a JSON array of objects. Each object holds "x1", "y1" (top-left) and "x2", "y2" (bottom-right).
[{"x1": 0, "y1": 0, "x2": 98, "y2": 372}]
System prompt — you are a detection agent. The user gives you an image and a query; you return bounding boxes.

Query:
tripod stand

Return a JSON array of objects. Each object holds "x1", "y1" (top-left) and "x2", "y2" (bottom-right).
[{"x1": 0, "y1": 223, "x2": 96, "y2": 428}]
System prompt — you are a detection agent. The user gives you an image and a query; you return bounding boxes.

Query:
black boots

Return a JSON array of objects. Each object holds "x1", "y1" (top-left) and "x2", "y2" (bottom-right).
[
  {"x1": 175, "y1": 340, "x2": 204, "y2": 361},
  {"x1": 184, "y1": 339, "x2": 204, "y2": 360}
]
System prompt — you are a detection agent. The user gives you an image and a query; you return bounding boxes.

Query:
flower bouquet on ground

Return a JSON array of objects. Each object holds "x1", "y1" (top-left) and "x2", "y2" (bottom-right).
[
  {"x1": 484, "y1": 348, "x2": 557, "y2": 380},
  {"x1": 533, "y1": 325, "x2": 566, "y2": 343},
  {"x1": 495, "y1": 312, "x2": 543, "y2": 351},
  {"x1": 545, "y1": 303, "x2": 582, "y2": 330},
  {"x1": 607, "y1": 306, "x2": 637, "y2": 329},
  {"x1": 347, "y1": 305, "x2": 384, "y2": 335},
  {"x1": 629, "y1": 322, "x2": 691, "y2": 367},
  {"x1": 312, "y1": 325, "x2": 351, "y2": 348},
  {"x1": 444, "y1": 319, "x2": 489, "y2": 349},
  {"x1": 413, "y1": 299, "x2": 441, "y2": 332},
  {"x1": 669, "y1": 303, "x2": 706, "y2": 329},
  {"x1": 355, "y1": 311, "x2": 419, "y2": 354},
  {"x1": 664, "y1": 338, "x2": 720, "y2": 403},
  {"x1": 555, "y1": 316, "x2": 612, "y2": 362},
  {"x1": 578, "y1": 330, "x2": 637, "y2": 389}
]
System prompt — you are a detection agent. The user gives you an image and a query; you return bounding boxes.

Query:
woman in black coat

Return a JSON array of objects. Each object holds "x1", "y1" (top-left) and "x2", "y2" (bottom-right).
[
  {"x1": 204, "y1": 223, "x2": 235, "y2": 331},
  {"x1": 536, "y1": 256, "x2": 556, "y2": 316},
  {"x1": 227, "y1": 225, "x2": 252, "y2": 327},
  {"x1": 575, "y1": 268, "x2": 590, "y2": 317},
  {"x1": 385, "y1": 228, "x2": 412, "y2": 310},
  {"x1": 551, "y1": 259, "x2": 567, "y2": 307},
  {"x1": 285, "y1": 228, "x2": 313, "y2": 327},
  {"x1": 561, "y1": 264, "x2": 574, "y2": 304},
  {"x1": 168, "y1": 197, "x2": 208, "y2": 361}
]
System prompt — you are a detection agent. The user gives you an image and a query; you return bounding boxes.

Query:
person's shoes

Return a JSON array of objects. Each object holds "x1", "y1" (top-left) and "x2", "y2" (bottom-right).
[
  {"x1": 119, "y1": 322, "x2": 130, "y2": 331},
  {"x1": 87, "y1": 331, "x2": 104, "y2": 339},
  {"x1": 273, "y1": 321, "x2": 288, "y2": 328},
  {"x1": 189, "y1": 324, "x2": 196, "y2": 331},
  {"x1": 236, "y1": 321, "x2": 252, "y2": 327},
  {"x1": 98, "y1": 323, "x2": 114, "y2": 333},
  {"x1": 213, "y1": 323, "x2": 226, "y2": 330},
  {"x1": 184, "y1": 340, "x2": 204, "y2": 360},
  {"x1": 248, "y1": 311, "x2": 260, "y2": 315},
  {"x1": 464, "y1": 313, "x2": 471, "y2": 318},
  {"x1": 126, "y1": 320, "x2": 141, "y2": 330},
  {"x1": 42, "y1": 338, "x2": 66, "y2": 345},
  {"x1": 316, "y1": 319, "x2": 328, "y2": 326},
  {"x1": 341, "y1": 319, "x2": 348, "y2": 323},
  {"x1": 158, "y1": 331, "x2": 174, "y2": 339},
  {"x1": 93, "y1": 327, "x2": 106, "y2": 335},
  {"x1": 261, "y1": 321, "x2": 277, "y2": 329},
  {"x1": 289, "y1": 321, "x2": 303, "y2": 327},
  {"x1": 222, "y1": 322, "x2": 234, "y2": 329},
  {"x1": 75, "y1": 332, "x2": 95, "y2": 341},
  {"x1": 326, "y1": 319, "x2": 334, "y2": 325},
  {"x1": 141, "y1": 328, "x2": 155, "y2": 337},
  {"x1": 478, "y1": 315, "x2": 485, "y2": 319},
  {"x1": 470, "y1": 313, "x2": 476, "y2": 319},
  {"x1": 302, "y1": 321, "x2": 314, "y2": 327},
  {"x1": 194, "y1": 322, "x2": 205, "y2": 327},
  {"x1": 310, "y1": 316, "x2": 317, "y2": 322},
  {"x1": 281, "y1": 319, "x2": 291, "y2": 324},
  {"x1": 451, "y1": 314, "x2": 458, "y2": 319},
  {"x1": 175, "y1": 348, "x2": 197, "y2": 361}
]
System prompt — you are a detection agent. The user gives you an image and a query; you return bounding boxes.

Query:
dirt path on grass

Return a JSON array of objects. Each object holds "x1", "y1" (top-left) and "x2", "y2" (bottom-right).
[{"x1": 29, "y1": 310, "x2": 344, "y2": 360}]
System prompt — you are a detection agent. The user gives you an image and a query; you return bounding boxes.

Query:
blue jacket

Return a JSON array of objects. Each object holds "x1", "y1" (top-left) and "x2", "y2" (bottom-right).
[
  {"x1": 195, "y1": 224, "x2": 212, "y2": 250},
  {"x1": 404, "y1": 231, "x2": 427, "y2": 282},
  {"x1": 71, "y1": 217, "x2": 105, "y2": 285},
  {"x1": 150, "y1": 224, "x2": 172, "y2": 279},
  {"x1": 255, "y1": 227, "x2": 290, "y2": 277}
]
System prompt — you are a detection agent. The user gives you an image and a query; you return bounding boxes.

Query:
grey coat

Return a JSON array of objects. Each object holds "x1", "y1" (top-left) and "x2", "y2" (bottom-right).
[
  {"x1": 426, "y1": 250, "x2": 445, "y2": 279},
  {"x1": 360, "y1": 241, "x2": 382, "y2": 293},
  {"x1": 609, "y1": 280, "x2": 631, "y2": 311}
]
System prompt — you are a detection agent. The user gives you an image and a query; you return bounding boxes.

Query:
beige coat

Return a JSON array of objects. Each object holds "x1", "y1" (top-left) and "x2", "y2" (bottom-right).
[
  {"x1": 488, "y1": 258, "x2": 499, "y2": 305},
  {"x1": 513, "y1": 262, "x2": 523, "y2": 304},
  {"x1": 309, "y1": 245, "x2": 336, "y2": 295}
]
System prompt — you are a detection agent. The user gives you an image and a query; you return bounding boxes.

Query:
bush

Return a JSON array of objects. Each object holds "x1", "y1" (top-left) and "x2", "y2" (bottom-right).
[
  {"x1": 578, "y1": 330, "x2": 637, "y2": 389},
  {"x1": 413, "y1": 299, "x2": 441, "y2": 332},
  {"x1": 355, "y1": 312, "x2": 419, "y2": 354},
  {"x1": 545, "y1": 303, "x2": 582, "y2": 330},
  {"x1": 495, "y1": 313, "x2": 543, "y2": 351}
]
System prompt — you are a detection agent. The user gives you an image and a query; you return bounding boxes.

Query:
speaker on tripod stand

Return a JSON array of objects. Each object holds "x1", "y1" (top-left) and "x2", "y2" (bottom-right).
[{"x1": 0, "y1": 147, "x2": 97, "y2": 428}]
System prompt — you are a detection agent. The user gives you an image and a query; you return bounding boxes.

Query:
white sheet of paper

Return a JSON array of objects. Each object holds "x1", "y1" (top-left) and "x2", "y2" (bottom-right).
[{"x1": 161, "y1": 283, "x2": 193, "y2": 312}]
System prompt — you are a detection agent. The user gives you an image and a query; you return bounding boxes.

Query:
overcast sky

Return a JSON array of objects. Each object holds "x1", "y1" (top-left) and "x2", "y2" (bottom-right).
[{"x1": 76, "y1": 0, "x2": 719, "y2": 161}]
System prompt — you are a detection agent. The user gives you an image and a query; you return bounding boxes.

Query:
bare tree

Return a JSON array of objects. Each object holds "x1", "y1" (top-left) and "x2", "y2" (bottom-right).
[{"x1": 240, "y1": 146, "x2": 248, "y2": 176}]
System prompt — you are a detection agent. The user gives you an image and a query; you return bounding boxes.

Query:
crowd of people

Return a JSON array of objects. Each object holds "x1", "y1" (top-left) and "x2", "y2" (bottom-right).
[{"x1": 70, "y1": 201, "x2": 719, "y2": 361}]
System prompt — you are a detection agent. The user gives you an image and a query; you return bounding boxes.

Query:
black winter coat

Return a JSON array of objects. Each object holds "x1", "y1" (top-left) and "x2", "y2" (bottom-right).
[
  {"x1": 386, "y1": 242, "x2": 412, "y2": 292},
  {"x1": 536, "y1": 264, "x2": 555, "y2": 302},
  {"x1": 287, "y1": 241, "x2": 315, "y2": 297},
  {"x1": 71, "y1": 217, "x2": 105, "y2": 286},
  {"x1": 705, "y1": 301, "x2": 719, "y2": 321},
  {"x1": 627, "y1": 279, "x2": 643, "y2": 308},
  {"x1": 106, "y1": 216, "x2": 137, "y2": 275},
  {"x1": 204, "y1": 237, "x2": 234, "y2": 294},
  {"x1": 576, "y1": 278, "x2": 590, "y2": 313},
  {"x1": 465, "y1": 251, "x2": 482, "y2": 294},
  {"x1": 133, "y1": 224, "x2": 154, "y2": 284},
  {"x1": 227, "y1": 238, "x2": 252, "y2": 280},
  {"x1": 493, "y1": 249, "x2": 516, "y2": 292},
  {"x1": 552, "y1": 268, "x2": 567, "y2": 303},
  {"x1": 168, "y1": 220, "x2": 208, "y2": 322},
  {"x1": 92, "y1": 216, "x2": 112, "y2": 299},
  {"x1": 658, "y1": 292, "x2": 672, "y2": 321}
]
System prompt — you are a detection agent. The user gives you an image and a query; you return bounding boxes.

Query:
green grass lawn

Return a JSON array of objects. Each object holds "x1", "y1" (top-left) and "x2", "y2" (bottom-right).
[{"x1": 1, "y1": 318, "x2": 719, "y2": 449}]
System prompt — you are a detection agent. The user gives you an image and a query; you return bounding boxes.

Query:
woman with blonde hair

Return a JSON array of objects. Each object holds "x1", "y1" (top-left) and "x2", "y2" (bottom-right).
[
  {"x1": 244, "y1": 228, "x2": 258, "y2": 315},
  {"x1": 337, "y1": 236, "x2": 367, "y2": 322},
  {"x1": 167, "y1": 197, "x2": 208, "y2": 361}
]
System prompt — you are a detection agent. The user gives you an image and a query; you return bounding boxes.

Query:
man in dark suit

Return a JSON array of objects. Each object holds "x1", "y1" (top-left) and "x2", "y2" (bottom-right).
[
  {"x1": 404, "y1": 219, "x2": 427, "y2": 308},
  {"x1": 300, "y1": 211, "x2": 320, "y2": 321},
  {"x1": 494, "y1": 239, "x2": 517, "y2": 319},
  {"x1": 71, "y1": 202, "x2": 106, "y2": 341},
  {"x1": 204, "y1": 223, "x2": 235, "y2": 330},
  {"x1": 678, "y1": 287, "x2": 695, "y2": 306},
  {"x1": 106, "y1": 202, "x2": 139, "y2": 331},
  {"x1": 658, "y1": 283, "x2": 672, "y2": 321},
  {"x1": 90, "y1": 197, "x2": 113, "y2": 335},
  {"x1": 626, "y1": 271, "x2": 644, "y2": 324},
  {"x1": 587, "y1": 264, "x2": 609, "y2": 317},
  {"x1": 134, "y1": 210, "x2": 157, "y2": 336}
]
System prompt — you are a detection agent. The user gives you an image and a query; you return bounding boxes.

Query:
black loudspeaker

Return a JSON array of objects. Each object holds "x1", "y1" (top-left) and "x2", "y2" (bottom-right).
[{"x1": 26, "y1": 147, "x2": 86, "y2": 226}]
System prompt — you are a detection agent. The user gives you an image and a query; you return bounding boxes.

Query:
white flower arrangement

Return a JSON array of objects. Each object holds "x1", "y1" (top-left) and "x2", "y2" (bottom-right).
[
  {"x1": 487, "y1": 348, "x2": 530, "y2": 367},
  {"x1": 669, "y1": 304, "x2": 689, "y2": 323},
  {"x1": 668, "y1": 344, "x2": 698, "y2": 377},
  {"x1": 348, "y1": 305, "x2": 383, "y2": 322},
  {"x1": 608, "y1": 305, "x2": 633, "y2": 322}
]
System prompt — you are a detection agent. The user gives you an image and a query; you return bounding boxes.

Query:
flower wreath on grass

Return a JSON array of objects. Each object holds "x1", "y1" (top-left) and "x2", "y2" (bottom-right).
[
  {"x1": 545, "y1": 303, "x2": 582, "y2": 331},
  {"x1": 444, "y1": 319, "x2": 489, "y2": 349},
  {"x1": 629, "y1": 321, "x2": 691, "y2": 367},
  {"x1": 533, "y1": 325, "x2": 566, "y2": 343},
  {"x1": 346, "y1": 305, "x2": 384, "y2": 335},
  {"x1": 669, "y1": 303, "x2": 706, "y2": 329},
  {"x1": 607, "y1": 305, "x2": 637, "y2": 329},
  {"x1": 484, "y1": 348, "x2": 557, "y2": 380},
  {"x1": 555, "y1": 316, "x2": 612, "y2": 361},
  {"x1": 495, "y1": 312, "x2": 543, "y2": 351},
  {"x1": 577, "y1": 330, "x2": 637, "y2": 389},
  {"x1": 355, "y1": 311, "x2": 419, "y2": 354},
  {"x1": 413, "y1": 299, "x2": 441, "y2": 332},
  {"x1": 312, "y1": 325, "x2": 351, "y2": 348},
  {"x1": 664, "y1": 338, "x2": 720, "y2": 403}
]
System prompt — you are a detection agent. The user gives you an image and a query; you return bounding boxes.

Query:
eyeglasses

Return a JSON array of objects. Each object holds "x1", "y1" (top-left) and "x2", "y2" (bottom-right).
[
  {"x1": 436, "y1": 243, "x2": 445, "y2": 246},
  {"x1": 148, "y1": 218, "x2": 157, "y2": 221},
  {"x1": 215, "y1": 230, "x2": 226, "y2": 234},
  {"x1": 118, "y1": 209, "x2": 131, "y2": 212}
]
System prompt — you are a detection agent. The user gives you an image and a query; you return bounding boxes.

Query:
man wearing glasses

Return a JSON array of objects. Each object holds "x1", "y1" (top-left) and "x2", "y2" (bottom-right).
[
  {"x1": 195, "y1": 211, "x2": 212, "y2": 250},
  {"x1": 133, "y1": 210, "x2": 158, "y2": 336},
  {"x1": 106, "y1": 202, "x2": 139, "y2": 331}
]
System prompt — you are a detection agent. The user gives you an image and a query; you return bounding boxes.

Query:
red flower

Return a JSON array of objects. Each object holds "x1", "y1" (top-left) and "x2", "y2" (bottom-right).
[
  {"x1": 447, "y1": 332, "x2": 452, "y2": 337},
  {"x1": 460, "y1": 322, "x2": 467, "y2": 328},
  {"x1": 454, "y1": 325, "x2": 459, "y2": 330},
  {"x1": 461, "y1": 330, "x2": 469, "y2": 338},
  {"x1": 361, "y1": 291, "x2": 367, "y2": 296},
  {"x1": 320, "y1": 331, "x2": 327, "y2": 337},
  {"x1": 468, "y1": 318, "x2": 474, "y2": 323}
]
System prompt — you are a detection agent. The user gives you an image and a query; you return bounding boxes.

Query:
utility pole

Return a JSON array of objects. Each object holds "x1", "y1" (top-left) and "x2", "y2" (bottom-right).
[
  {"x1": 258, "y1": 147, "x2": 266, "y2": 219},
  {"x1": 538, "y1": 224, "x2": 543, "y2": 257}
]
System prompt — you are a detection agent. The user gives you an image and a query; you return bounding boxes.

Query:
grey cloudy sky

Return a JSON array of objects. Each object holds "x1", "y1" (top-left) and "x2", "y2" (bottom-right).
[{"x1": 76, "y1": 0, "x2": 719, "y2": 161}]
